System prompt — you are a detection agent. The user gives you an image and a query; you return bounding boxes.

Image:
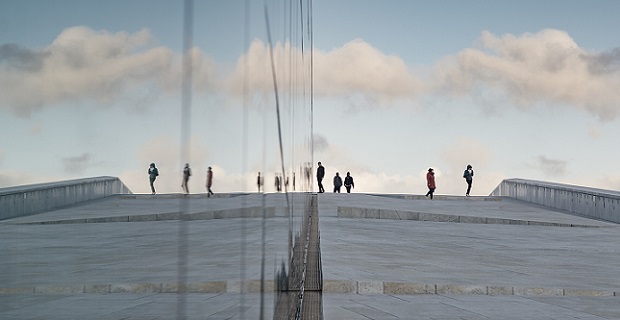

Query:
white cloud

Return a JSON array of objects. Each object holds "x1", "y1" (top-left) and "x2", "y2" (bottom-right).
[
  {"x1": 225, "y1": 39, "x2": 424, "y2": 105},
  {"x1": 433, "y1": 29, "x2": 620, "y2": 120},
  {"x1": 533, "y1": 155, "x2": 568, "y2": 177},
  {"x1": 62, "y1": 153, "x2": 92, "y2": 174},
  {"x1": 0, "y1": 26, "x2": 217, "y2": 116}
]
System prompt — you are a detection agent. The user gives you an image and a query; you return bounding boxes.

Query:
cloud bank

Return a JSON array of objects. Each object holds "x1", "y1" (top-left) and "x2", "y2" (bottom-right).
[
  {"x1": 0, "y1": 26, "x2": 216, "y2": 116},
  {"x1": 3, "y1": 27, "x2": 619, "y2": 121},
  {"x1": 434, "y1": 29, "x2": 620, "y2": 120}
]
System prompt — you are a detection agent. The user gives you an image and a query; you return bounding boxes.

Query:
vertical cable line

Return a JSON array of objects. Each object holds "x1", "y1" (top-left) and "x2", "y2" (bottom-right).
[
  {"x1": 240, "y1": 0, "x2": 251, "y2": 318},
  {"x1": 177, "y1": 0, "x2": 193, "y2": 318},
  {"x1": 264, "y1": 4, "x2": 293, "y2": 319},
  {"x1": 308, "y1": 0, "x2": 314, "y2": 189},
  {"x1": 264, "y1": 4, "x2": 292, "y2": 239}
]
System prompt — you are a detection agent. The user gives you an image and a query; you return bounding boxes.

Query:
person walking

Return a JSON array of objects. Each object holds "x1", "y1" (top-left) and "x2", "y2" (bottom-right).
[
  {"x1": 463, "y1": 164, "x2": 474, "y2": 196},
  {"x1": 148, "y1": 163, "x2": 159, "y2": 195},
  {"x1": 181, "y1": 163, "x2": 191, "y2": 195},
  {"x1": 333, "y1": 172, "x2": 343, "y2": 193},
  {"x1": 275, "y1": 174, "x2": 281, "y2": 192},
  {"x1": 344, "y1": 172, "x2": 355, "y2": 193},
  {"x1": 425, "y1": 168, "x2": 436, "y2": 200},
  {"x1": 257, "y1": 172, "x2": 263, "y2": 192},
  {"x1": 206, "y1": 167, "x2": 214, "y2": 197},
  {"x1": 316, "y1": 162, "x2": 325, "y2": 193}
]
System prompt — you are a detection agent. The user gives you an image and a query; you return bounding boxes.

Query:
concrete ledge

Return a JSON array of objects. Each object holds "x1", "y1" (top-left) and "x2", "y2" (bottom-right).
[
  {"x1": 369, "y1": 194, "x2": 502, "y2": 201},
  {"x1": 0, "y1": 176, "x2": 132, "y2": 220},
  {"x1": 337, "y1": 206, "x2": 602, "y2": 228},
  {"x1": 12, "y1": 206, "x2": 277, "y2": 225},
  {"x1": 491, "y1": 179, "x2": 620, "y2": 223},
  {"x1": 3, "y1": 281, "x2": 620, "y2": 297}
]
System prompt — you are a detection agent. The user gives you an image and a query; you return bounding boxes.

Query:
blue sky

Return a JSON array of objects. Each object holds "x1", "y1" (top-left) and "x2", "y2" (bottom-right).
[{"x1": 1, "y1": 0, "x2": 620, "y2": 195}]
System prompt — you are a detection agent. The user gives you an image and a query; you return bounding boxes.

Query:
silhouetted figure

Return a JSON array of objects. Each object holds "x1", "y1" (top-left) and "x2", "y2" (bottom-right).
[
  {"x1": 317, "y1": 162, "x2": 325, "y2": 193},
  {"x1": 182, "y1": 163, "x2": 191, "y2": 194},
  {"x1": 257, "y1": 172, "x2": 263, "y2": 192},
  {"x1": 148, "y1": 163, "x2": 159, "y2": 195},
  {"x1": 206, "y1": 167, "x2": 214, "y2": 197},
  {"x1": 275, "y1": 175, "x2": 281, "y2": 192},
  {"x1": 292, "y1": 172, "x2": 296, "y2": 191},
  {"x1": 305, "y1": 163, "x2": 312, "y2": 189},
  {"x1": 333, "y1": 172, "x2": 342, "y2": 193},
  {"x1": 425, "y1": 168, "x2": 436, "y2": 200},
  {"x1": 344, "y1": 172, "x2": 355, "y2": 193},
  {"x1": 463, "y1": 164, "x2": 474, "y2": 196}
]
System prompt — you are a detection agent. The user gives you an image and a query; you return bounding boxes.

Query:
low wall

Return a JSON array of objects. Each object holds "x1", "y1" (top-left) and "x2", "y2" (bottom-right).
[
  {"x1": 0, "y1": 176, "x2": 132, "y2": 220},
  {"x1": 490, "y1": 179, "x2": 620, "y2": 223}
]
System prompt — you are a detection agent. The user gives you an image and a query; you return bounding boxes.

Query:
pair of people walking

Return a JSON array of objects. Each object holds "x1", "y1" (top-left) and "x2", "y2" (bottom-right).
[
  {"x1": 182, "y1": 164, "x2": 214, "y2": 196},
  {"x1": 316, "y1": 162, "x2": 355, "y2": 193},
  {"x1": 425, "y1": 164, "x2": 474, "y2": 199},
  {"x1": 333, "y1": 172, "x2": 355, "y2": 193}
]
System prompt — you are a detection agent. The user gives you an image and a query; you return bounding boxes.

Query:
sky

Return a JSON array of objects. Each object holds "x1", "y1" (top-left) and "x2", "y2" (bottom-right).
[{"x1": 1, "y1": 0, "x2": 620, "y2": 196}]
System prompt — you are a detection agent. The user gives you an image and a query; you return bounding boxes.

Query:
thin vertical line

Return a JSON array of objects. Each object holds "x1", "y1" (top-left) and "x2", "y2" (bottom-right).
[
  {"x1": 177, "y1": 0, "x2": 193, "y2": 319},
  {"x1": 309, "y1": 0, "x2": 314, "y2": 193},
  {"x1": 239, "y1": 0, "x2": 250, "y2": 318}
]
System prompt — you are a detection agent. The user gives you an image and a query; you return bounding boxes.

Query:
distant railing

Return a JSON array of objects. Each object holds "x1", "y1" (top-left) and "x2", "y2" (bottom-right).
[
  {"x1": 491, "y1": 179, "x2": 620, "y2": 224},
  {"x1": 0, "y1": 176, "x2": 132, "y2": 220}
]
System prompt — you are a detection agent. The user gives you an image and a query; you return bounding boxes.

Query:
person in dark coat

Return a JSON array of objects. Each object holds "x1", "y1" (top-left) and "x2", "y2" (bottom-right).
[
  {"x1": 206, "y1": 167, "x2": 214, "y2": 197},
  {"x1": 344, "y1": 172, "x2": 355, "y2": 193},
  {"x1": 182, "y1": 163, "x2": 191, "y2": 194},
  {"x1": 333, "y1": 172, "x2": 343, "y2": 193},
  {"x1": 257, "y1": 172, "x2": 263, "y2": 192},
  {"x1": 463, "y1": 164, "x2": 474, "y2": 196},
  {"x1": 425, "y1": 168, "x2": 436, "y2": 200},
  {"x1": 316, "y1": 162, "x2": 325, "y2": 193}
]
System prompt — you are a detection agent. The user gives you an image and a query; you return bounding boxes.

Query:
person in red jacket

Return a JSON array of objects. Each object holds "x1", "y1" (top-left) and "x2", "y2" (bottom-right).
[{"x1": 425, "y1": 168, "x2": 436, "y2": 199}]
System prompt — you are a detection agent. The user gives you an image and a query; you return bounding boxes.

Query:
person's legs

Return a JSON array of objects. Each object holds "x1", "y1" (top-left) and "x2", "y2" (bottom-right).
[
  {"x1": 345, "y1": 186, "x2": 351, "y2": 193},
  {"x1": 150, "y1": 178, "x2": 156, "y2": 194},
  {"x1": 318, "y1": 178, "x2": 324, "y2": 193},
  {"x1": 429, "y1": 188, "x2": 435, "y2": 199},
  {"x1": 466, "y1": 180, "x2": 472, "y2": 196}
]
